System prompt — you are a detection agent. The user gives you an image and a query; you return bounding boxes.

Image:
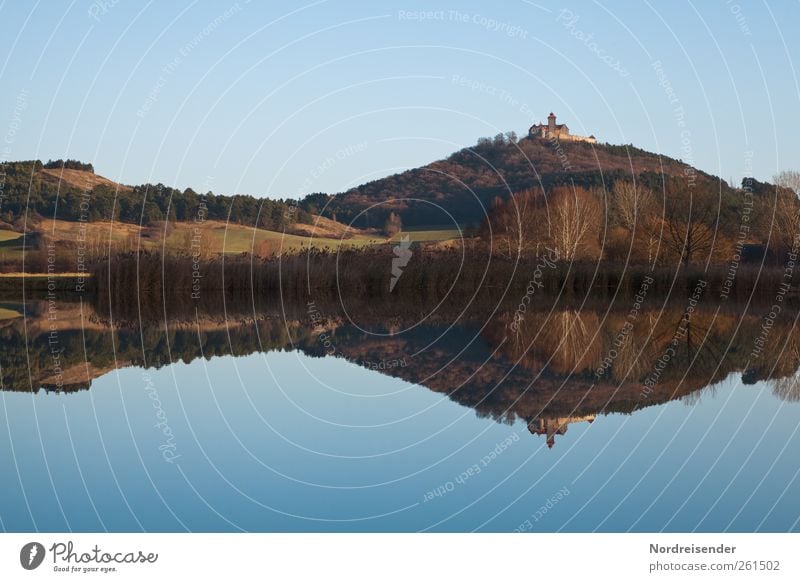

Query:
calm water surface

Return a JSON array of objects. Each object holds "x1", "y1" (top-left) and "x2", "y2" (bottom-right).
[{"x1": 1, "y1": 299, "x2": 799, "y2": 532}]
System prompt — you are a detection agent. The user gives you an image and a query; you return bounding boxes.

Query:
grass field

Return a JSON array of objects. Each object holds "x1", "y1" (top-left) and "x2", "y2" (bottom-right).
[
  {"x1": 0, "y1": 307, "x2": 23, "y2": 319},
  {"x1": 0, "y1": 231, "x2": 22, "y2": 243},
  {"x1": 1, "y1": 220, "x2": 464, "y2": 265},
  {"x1": 3, "y1": 219, "x2": 385, "y2": 259},
  {"x1": 0, "y1": 231, "x2": 25, "y2": 261},
  {"x1": 165, "y1": 221, "x2": 384, "y2": 255},
  {"x1": 388, "y1": 228, "x2": 463, "y2": 243}
]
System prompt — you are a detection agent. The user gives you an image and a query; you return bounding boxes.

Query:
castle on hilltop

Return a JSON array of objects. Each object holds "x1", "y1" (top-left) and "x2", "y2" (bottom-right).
[{"x1": 529, "y1": 112, "x2": 596, "y2": 143}]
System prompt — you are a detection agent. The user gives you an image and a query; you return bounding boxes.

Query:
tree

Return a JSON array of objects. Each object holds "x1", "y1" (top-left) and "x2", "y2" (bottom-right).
[
  {"x1": 546, "y1": 186, "x2": 602, "y2": 261},
  {"x1": 774, "y1": 170, "x2": 800, "y2": 195},
  {"x1": 612, "y1": 180, "x2": 655, "y2": 232},
  {"x1": 770, "y1": 171, "x2": 800, "y2": 254},
  {"x1": 771, "y1": 189, "x2": 800, "y2": 253},
  {"x1": 481, "y1": 189, "x2": 544, "y2": 258},
  {"x1": 610, "y1": 180, "x2": 658, "y2": 264},
  {"x1": 658, "y1": 181, "x2": 717, "y2": 268},
  {"x1": 384, "y1": 211, "x2": 402, "y2": 237}
]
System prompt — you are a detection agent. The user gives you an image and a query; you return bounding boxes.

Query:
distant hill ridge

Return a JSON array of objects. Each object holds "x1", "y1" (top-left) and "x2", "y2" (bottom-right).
[
  {"x1": 0, "y1": 133, "x2": 754, "y2": 233},
  {"x1": 317, "y1": 134, "x2": 719, "y2": 229}
]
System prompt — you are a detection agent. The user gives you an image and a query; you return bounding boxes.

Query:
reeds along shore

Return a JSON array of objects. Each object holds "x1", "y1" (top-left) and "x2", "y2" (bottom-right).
[
  {"x1": 67, "y1": 248, "x2": 798, "y2": 322},
  {"x1": 86, "y1": 247, "x2": 794, "y2": 300}
]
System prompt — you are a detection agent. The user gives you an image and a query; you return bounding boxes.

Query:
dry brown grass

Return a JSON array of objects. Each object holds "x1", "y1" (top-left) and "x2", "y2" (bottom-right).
[
  {"x1": 38, "y1": 168, "x2": 131, "y2": 192},
  {"x1": 289, "y1": 214, "x2": 367, "y2": 238},
  {"x1": 23, "y1": 218, "x2": 379, "y2": 262}
]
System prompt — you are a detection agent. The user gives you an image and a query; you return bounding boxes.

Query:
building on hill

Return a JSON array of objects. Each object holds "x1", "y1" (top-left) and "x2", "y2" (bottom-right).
[{"x1": 529, "y1": 112, "x2": 596, "y2": 143}]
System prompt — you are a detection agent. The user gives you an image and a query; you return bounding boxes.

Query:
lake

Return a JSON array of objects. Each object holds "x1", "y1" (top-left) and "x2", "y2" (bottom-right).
[{"x1": 1, "y1": 295, "x2": 799, "y2": 532}]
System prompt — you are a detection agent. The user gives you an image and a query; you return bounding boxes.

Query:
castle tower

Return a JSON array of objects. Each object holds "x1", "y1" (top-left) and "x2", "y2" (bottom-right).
[{"x1": 547, "y1": 112, "x2": 556, "y2": 134}]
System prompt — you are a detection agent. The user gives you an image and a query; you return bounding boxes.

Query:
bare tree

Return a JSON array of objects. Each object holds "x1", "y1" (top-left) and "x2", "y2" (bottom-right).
[
  {"x1": 612, "y1": 181, "x2": 658, "y2": 264},
  {"x1": 613, "y1": 181, "x2": 655, "y2": 231},
  {"x1": 774, "y1": 170, "x2": 800, "y2": 195},
  {"x1": 767, "y1": 170, "x2": 800, "y2": 253},
  {"x1": 547, "y1": 186, "x2": 601, "y2": 261},
  {"x1": 384, "y1": 211, "x2": 402, "y2": 237},
  {"x1": 770, "y1": 191, "x2": 800, "y2": 251},
  {"x1": 484, "y1": 189, "x2": 543, "y2": 258},
  {"x1": 659, "y1": 187, "x2": 716, "y2": 268}
]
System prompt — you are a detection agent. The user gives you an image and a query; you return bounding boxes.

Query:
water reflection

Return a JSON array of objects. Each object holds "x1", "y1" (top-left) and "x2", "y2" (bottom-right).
[
  {"x1": 4, "y1": 296, "x2": 799, "y2": 449},
  {"x1": 2, "y1": 292, "x2": 800, "y2": 532}
]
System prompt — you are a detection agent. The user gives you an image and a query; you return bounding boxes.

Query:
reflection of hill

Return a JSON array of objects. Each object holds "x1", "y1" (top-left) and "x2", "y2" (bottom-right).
[
  {"x1": 0, "y1": 303, "x2": 316, "y2": 394},
  {"x1": 4, "y1": 299, "x2": 800, "y2": 447}
]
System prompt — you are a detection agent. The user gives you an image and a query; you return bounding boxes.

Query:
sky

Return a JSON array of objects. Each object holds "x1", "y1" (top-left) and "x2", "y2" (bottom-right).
[{"x1": 0, "y1": 0, "x2": 798, "y2": 199}]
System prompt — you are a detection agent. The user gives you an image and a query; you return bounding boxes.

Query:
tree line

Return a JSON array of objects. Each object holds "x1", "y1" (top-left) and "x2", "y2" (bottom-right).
[
  {"x1": 482, "y1": 170, "x2": 800, "y2": 268},
  {"x1": 0, "y1": 160, "x2": 313, "y2": 230}
]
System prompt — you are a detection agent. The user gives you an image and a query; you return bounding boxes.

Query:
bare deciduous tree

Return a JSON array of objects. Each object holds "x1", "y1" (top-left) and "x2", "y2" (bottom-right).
[
  {"x1": 771, "y1": 191, "x2": 800, "y2": 252},
  {"x1": 384, "y1": 211, "x2": 402, "y2": 237},
  {"x1": 613, "y1": 181, "x2": 655, "y2": 231},
  {"x1": 484, "y1": 189, "x2": 543, "y2": 258},
  {"x1": 612, "y1": 181, "x2": 658, "y2": 265},
  {"x1": 774, "y1": 170, "x2": 800, "y2": 195},
  {"x1": 659, "y1": 187, "x2": 717, "y2": 268},
  {"x1": 547, "y1": 186, "x2": 601, "y2": 261},
  {"x1": 768, "y1": 170, "x2": 800, "y2": 253}
]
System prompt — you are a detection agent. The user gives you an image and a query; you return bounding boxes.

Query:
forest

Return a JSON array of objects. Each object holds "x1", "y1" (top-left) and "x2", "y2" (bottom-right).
[
  {"x1": 481, "y1": 170, "x2": 800, "y2": 268},
  {"x1": 0, "y1": 159, "x2": 314, "y2": 230}
]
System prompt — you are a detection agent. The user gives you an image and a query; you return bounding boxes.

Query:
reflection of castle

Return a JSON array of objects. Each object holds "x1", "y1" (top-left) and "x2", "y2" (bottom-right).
[
  {"x1": 528, "y1": 415, "x2": 596, "y2": 448},
  {"x1": 529, "y1": 112, "x2": 596, "y2": 143}
]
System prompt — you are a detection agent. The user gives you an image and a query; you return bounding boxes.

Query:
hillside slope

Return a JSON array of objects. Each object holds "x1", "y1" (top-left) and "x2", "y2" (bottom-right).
[
  {"x1": 318, "y1": 136, "x2": 716, "y2": 228},
  {"x1": 38, "y1": 167, "x2": 131, "y2": 192}
]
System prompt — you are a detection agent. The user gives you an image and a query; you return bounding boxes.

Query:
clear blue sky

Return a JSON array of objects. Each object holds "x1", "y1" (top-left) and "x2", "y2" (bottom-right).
[{"x1": 1, "y1": 0, "x2": 797, "y2": 198}]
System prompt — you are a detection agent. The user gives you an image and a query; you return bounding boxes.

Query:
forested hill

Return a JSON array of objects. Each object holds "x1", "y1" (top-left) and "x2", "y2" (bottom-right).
[
  {"x1": 1, "y1": 135, "x2": 752, "y2": 235},
  {"x1": 0, "y1": 159, "x2": 315, "y2": 231},
  {"x1": 306, "y1": 134, "x2": 726, "y2": 229}
]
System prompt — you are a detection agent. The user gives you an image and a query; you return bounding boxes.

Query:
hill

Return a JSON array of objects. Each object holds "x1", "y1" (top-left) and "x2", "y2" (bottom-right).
[
  {"x1": 310, "y1": 134, "x2": 719, "y2": 229},
  {"x1": 0, "y1": 160, "x2": 318, "y2": 231},
  {"x1": 0, "y1": 160, "x2": 379, "y2": 268},
  {"x1": 2, "y1": 131, "x2": 793, "y2": 272}
]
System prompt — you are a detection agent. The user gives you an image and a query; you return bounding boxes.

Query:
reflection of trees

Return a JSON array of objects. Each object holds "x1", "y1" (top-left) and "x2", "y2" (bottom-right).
[
  {"x1": 661, "y1": 308, "x2": 722, "y2": 381},
  {"x1": 772, "y1": 375, "x2": 800, "y2": 402},
  {"x1": 539, "y1": 310, "x2": 602, "y2": 375},
  {"x1": 498, "y1": 309, "x2": 603, "y2": 375},
  {"x1": 0, "y1": 305, "x2": 315, "y2": 393},
  {"x1": 482, "y1": 303, "x2": 800, "y2": 418},
  {"x1": 608, "y1": 320, "x2": 648, "y2": 383},
  {"x1": 5, "y1": 299, "x2": 800, "y2": 440}
]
